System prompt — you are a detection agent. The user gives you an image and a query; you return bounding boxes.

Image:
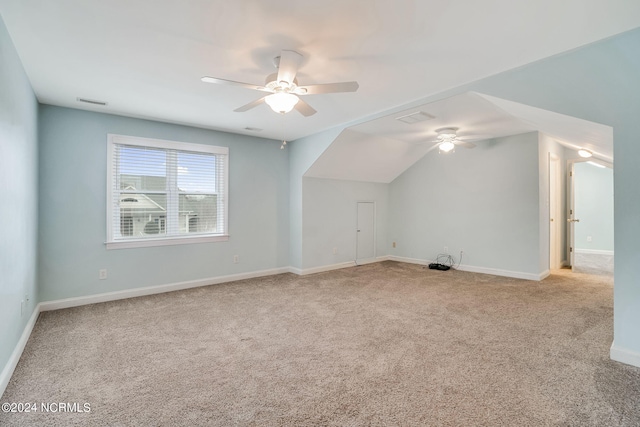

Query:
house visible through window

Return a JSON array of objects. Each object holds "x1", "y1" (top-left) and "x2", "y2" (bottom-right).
[{"x1": 107, "y1": 134, "x2": 229, "y2": 249}]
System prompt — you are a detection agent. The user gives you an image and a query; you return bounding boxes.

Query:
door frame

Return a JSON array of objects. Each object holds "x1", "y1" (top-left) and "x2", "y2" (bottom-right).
[
  {"x1": 549, "y1": 153, "x2": 562, "y2": 270},
  {"x1": 567, "y1": 158, "x2": 613, "y2": 271}
]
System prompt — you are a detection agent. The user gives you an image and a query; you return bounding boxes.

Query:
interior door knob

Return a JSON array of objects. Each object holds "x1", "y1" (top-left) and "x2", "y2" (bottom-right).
[{"x1": 567, "y1": 218, "x2": 580, "y2": 223}]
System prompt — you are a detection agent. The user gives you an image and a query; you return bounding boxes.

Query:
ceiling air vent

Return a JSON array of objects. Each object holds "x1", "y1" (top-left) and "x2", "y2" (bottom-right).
[
  {"x1": 77, "y1": 97, "x2": 108, "y2": 106},
  {"x1": 395, "y1": 111, "x2": 435, "y2": 124},
  {"x1": 244, "y1": 127, "x2": 262, "y2": 132}
]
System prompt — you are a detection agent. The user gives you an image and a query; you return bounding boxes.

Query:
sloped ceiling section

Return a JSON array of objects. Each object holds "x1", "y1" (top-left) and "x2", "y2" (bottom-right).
[
  {"x1": 476, "y1": 93, "x2": 613, "y2": 160},
  {"x1": 1, "y1": 1, "x2": 638, "y2": 141},
  {"x1": 304, "y1": 92, "x2": 613, "y2": 183}
]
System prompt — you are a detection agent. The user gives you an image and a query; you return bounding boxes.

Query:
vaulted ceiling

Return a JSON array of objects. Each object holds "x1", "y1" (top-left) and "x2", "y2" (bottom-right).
[
  {"x1": 305, "y1": 92, "x2": 613, "y2": 183},
  {"x1": 1, "y1": 0, "x2": 639, "y2": 142}
]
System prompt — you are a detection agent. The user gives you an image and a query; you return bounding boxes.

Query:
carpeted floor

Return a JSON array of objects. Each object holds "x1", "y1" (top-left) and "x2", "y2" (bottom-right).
[{"x1": 2, "y1": 261, "x2": 639, "y2": 426}]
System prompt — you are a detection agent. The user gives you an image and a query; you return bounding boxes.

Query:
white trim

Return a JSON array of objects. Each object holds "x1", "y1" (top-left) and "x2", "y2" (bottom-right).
[
  {"x1": 388, "y1": 256, "x2": 546, "y2": 281},
  {"x1": 106, "y1": 134, "x2": 229, "y2": 248},
  {"x1": 610, "y1": 342, "x2": 640, "y2": 368},
  {"x1": 456, "y1": 264, "x2": 548, "y2": 281},
  {"x1": 293, "y1": 256, "x2": 391, "y2": 276},
  {"x1": 108, "y1": 134, "x2": 229, "y2": 155},
  {"x1": 295, "y1": 261, "x2": 356, "y2": 276},
  {"x1": 355, "y1": 257, "x2": 378, "y2": 266},
  {"x1": 106, "y1": 234, "x2": 229, "y2": 250},
  {"x1": 0, "y1": 304, "x2": 41, "y2": 398},
  {"x1": 288, "y1": 266, "x2": 303, "y2": 275},
  {"x1": 40, "y1": 267, "x2": 290, "y2": 312},
  {"x1": 574, "y1": 249, "x2": 614, "y2": 256},
  {"x1": 388, "y1": 255, "x2": 428, "y2": 266}
]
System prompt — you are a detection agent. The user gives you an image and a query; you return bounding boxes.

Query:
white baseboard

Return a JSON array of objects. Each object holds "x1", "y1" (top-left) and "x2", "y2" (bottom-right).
[
  {"x1": 575, "y1": 249, "x2": 614, "y2": 256},
  {"x1": 296, "y1": 261, "x2": 356, "y2": 276},
  {"x1": 40, "y1": 267, "x2": 291, "y2": 312},
  {"x1": 387, "y1": 256, "x2": 546, "y2": 281},
  {"x1": 0, "y1": 304, "x2": 42, "y2": 398},
  {"x1": 610, "y1": 342, "x2": 640, "y2": 368},
  {"x1": 456, "y1": 264, "x2": 548, "y2": 281},
  {"x1": 387, "y1": 255, "x2": 428, "y2": 266}
]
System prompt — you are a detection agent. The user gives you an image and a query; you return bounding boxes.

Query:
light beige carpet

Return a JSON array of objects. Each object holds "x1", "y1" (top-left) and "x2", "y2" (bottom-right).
[{"x1": 2, "y1": 261, "x2": 639, "y2": 426}]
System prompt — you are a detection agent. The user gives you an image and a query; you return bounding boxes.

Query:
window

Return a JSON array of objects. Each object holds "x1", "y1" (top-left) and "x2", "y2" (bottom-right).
[{"x1": 107, "y1": 134, "x2": 228, "y2": 249}]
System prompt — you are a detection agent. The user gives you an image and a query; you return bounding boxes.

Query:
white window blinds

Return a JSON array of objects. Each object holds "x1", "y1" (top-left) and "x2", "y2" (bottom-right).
[{"x1": 107, "y1": 134, "x2": 228, "y2": 249}]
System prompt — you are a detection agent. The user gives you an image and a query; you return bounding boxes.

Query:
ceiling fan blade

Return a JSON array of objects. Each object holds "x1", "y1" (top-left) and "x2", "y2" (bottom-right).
[
  {"x1": 276, "y1": 50, "x2": 303, "y2": 85},
  {"x1": 296, "y1": 81, "x2": 359, "y2": 95},
  {"x1": 201, "y1": 76, "x2": 270, "y2": 92},
  {"x1": 456, "y1": 140, "x2": 476, "y2": 149},
  {"x1": 294, "y1": 98, "x2": 317, "y2": 117},
  {"x1": 233, "y1": 96, "x2": 266, "y2": 112}
]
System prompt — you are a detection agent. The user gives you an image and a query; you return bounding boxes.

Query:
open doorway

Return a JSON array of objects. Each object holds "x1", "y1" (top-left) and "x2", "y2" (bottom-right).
[
  {"x1": 549, "y1": 154, "x2": 562, "y2": 270},
  {"x1": 568, "y1": 159, "x2": 614, "y2": 276}
]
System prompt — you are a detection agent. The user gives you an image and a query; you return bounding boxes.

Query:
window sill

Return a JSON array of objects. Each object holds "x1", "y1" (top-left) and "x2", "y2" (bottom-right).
[{"x1": 106, "y1": 234, "x2": 229, "y2": 250}]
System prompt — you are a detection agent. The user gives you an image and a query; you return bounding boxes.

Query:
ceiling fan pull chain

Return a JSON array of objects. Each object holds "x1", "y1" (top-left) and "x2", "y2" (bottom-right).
[{"x1": 280, "y1": 112, "x2": 287, "y2": 150}]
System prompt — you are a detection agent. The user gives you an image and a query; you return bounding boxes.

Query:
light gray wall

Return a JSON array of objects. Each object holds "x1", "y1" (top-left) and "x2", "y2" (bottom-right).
[
  {"x1": 38, "y1": 106, "x2": 289, "y2": 301},
  {"x1": 0, "y1": 17, "x2": 39, "y2": 381},
  {"x1": 288, "y1": 128, "x2": 341, "y2": 269},
  {"x1": 388, "y1": 132, "x2": 542, "y2": 275},
  {"x1": 290, "y1": 28, "x2": 640, "y2": 360},
  {"x1": 466, "y1": 29, "x2": 639, "y2": 358},
  {"x1": 574, "y1": 161, "x2": 614, "y2": 252},
  {"x1": 302, "y1": 177, "x2": 388, "y2": 270}
]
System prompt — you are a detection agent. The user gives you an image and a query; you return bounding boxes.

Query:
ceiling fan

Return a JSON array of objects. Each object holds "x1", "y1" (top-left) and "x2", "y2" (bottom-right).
[
  {"x1": 428, "y1": 127, "x2": 477, "y2": 153},
  {"x1": 201, "y1": 50, "x2": 359, "y2": 116}
]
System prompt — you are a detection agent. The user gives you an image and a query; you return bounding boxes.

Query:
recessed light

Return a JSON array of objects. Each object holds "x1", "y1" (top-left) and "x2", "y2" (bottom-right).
[{"x1": 578, "y1": 149, "x2": 592, "y2": 158}]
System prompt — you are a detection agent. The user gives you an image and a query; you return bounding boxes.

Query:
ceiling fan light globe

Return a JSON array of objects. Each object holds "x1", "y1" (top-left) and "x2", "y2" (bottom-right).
[
  {"x1": 265, "y1": 93, "x2": 299, "y2": 114},
  {"x1": 439, "y1": 141, "x2": 455, "y2": 153}
]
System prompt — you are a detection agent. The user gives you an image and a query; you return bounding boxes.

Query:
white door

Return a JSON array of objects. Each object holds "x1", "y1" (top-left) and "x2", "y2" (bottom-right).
[{"x1": 356, "y1": 202, "x2": 375, "y2": 263}]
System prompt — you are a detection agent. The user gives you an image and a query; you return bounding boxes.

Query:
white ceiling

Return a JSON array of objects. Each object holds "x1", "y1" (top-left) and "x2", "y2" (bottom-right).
[
  {"x1": 1, "y1": 0, "x2": 639, "y2": 141},
  {"x1": 305, "y1": 92, "x2": 613, "y2": 183}
]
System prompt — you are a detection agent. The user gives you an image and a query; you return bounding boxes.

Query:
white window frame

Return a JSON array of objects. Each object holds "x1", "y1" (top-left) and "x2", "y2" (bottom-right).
[{"x1": 106, "y1": 134, "x2": 229, "y2": 249}]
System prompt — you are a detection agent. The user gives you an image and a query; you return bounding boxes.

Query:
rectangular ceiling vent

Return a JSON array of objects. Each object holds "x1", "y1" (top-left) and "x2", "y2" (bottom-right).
[
  {"x1": 244, "y1": 127, "x2": 262, "y2": 132},
  {"x1": 395, "y1": 111, "x2": 435, "y2": 124},
  {"x1": 77, "y1": 97, "x2": 108, "y2": 106}
]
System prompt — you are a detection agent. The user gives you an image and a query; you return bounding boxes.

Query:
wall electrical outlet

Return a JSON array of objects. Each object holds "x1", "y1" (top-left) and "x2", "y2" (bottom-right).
[
  {"x1": 444, "y1": 246, "x2": 449, "y2": 253},
  {"x1": 333, "y1": 247, "x2": 338, "y2": 255},
  {"x1": 392, "y1": 242, "x2": 396, "y2": 248},
  {"x1": 99, "y1": 269, "x2": 107, "y2": 280},
  {"x1": 587, "y1": 236, "x2": 593, "y2": 242},
  {"x1": 233, "y1": 255, "x2": 239, "y2": 264}
]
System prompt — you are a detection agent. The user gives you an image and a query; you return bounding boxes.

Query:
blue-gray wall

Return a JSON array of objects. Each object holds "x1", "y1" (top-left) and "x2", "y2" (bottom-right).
[
  {"x1": 302, "y1": 177, "x2": 388, "y2": 270},
  {"x1": 291, "y1": 28, "x2": 640, "y2": 360},
  {"x1": 38, "y1": 106, "x2": 290, "y2": 301},
  {"x1": 468, "y1": 29, "x2": 639, "y2": 360},
  {"x1": 388, "y1": 132, "x2": 541, "y2": 275},
  {"x1": 0, "y1": 17, "x2": 39, "y2": 381}
]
